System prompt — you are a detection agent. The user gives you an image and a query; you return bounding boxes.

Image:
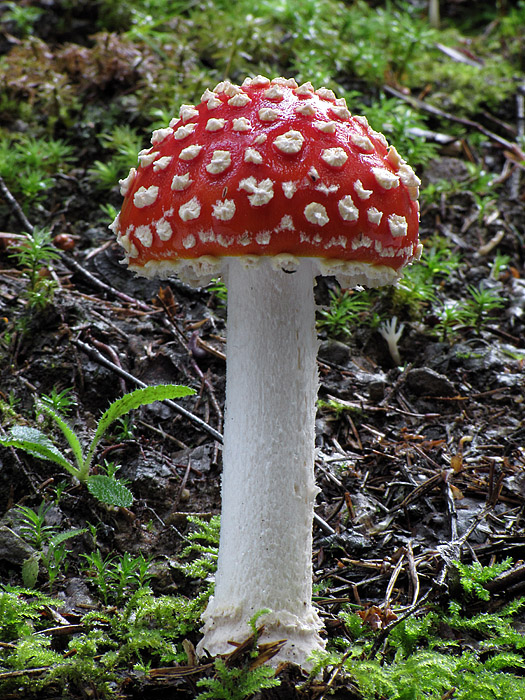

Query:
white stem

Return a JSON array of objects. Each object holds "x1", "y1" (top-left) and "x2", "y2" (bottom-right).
[{"x1": 197, "y1": 257, "x2": 324, "y2": 666}]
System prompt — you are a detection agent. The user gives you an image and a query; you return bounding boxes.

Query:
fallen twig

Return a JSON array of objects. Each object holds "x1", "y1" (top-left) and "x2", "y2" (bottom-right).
[
  {"x1": 72, "y1": 336, "x2": 223, "y2": 443},
  {"x1": 384, "y1": 85, "x2": 525, "y2": 161},
  {"x1": 0, "y1": 176, "x2": 33, "y2": 234},
  {"x1": 59, "y1": 252, "x2": 152, "y2": 312}
]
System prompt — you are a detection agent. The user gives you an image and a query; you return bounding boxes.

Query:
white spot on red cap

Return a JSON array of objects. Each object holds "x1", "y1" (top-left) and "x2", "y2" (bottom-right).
[
  {"x1": 387, "y1": 145, "x2": 403, "y2": 167},
  {"x1": 213, "y1": 199, "x2": 236, "y2": 221},
  {"x1": 304, "y1": 202, "x2": 329, "y2": 226},
  {"x1": 354, "y1": 180, "x2": 373, "y2": 199},
  {"x1": 174, "y1": 123, "x2": 197, "y2": 140},
  {"x1": 264, "y1": 85, "x2": 285, "y2": 101},
  {"x1": 179, "y1": 104, "x2": 199, "y2": 122},
  {"x1": 282, "y1": 181, "x2": 297, "y2": 199},
  {"x1": 372, "y1": 167, "x2": 400, "y2": 189},
  {"x1": 119, "y1": 168, "x2": 136, "y2": 197},
  {"x1": 327, "y1": 236, "x2": 347, "y2": 248},
  {"x1": 388, "y1": 213, "x2": 408, "y2": 237},
  {"x1": 199, "y1": 229, "x2": 215, "y2": 243},
  {"x1": 350, "y1": 133, "x2": 374, "y2": 151},
  {"x1": 151, "y1": 127, "x2": 173, "y2": 145},
  {"x1": 330, "y1": 105, "x2": 351, "y2": 120},
  {"x1": 238, "y1": 231, "x2": 252, "y2": 245},
  {"x1": 155, "y1": 219, "x2": 173, "y2": 241},
  {"x1": 308, "y1": 166, "x2": 320, "y2": 181},
  {"x1": 256, "y1": 230, "x2": 271, "y2": 245},
  {"x1": 201, "y1": 88, "x2": 216, "y2": 102},
  {"x1": 321, "y1": 147, "x2": 348, "y2": 167},
  {"x1": 246, "y1": 75, "x2": 270, "y2": 87},
  {"x1": 179, "y1": 144, "x2": 203, "y2": 161},
  {"x1": 272, "y1": 77, "x2": 298, "y2": 88},
  {"x1": 398, "y1": 164, "x2": 421, "y2": 200},
  {"x1": 135, "y1": 225, "x2": 153, "y2": 247},
  {"x1": 206, "y1": 96, "x2": 222, "y2": 110},
  {"x1": 109, "y1": 213, "x2": 120, "y2": 234},
  {"x1": 206, "y1": 118, "x2": 226, "y2": 131},
  {"x1": 277, "y1": 215, "x2": 295, "y2": 231},
  {"x1": 171, "y1": 172, "x2": 192, "y2": 191},
  {"x1": 138, "y1": 150, "x2": 158, "y2": 167},
  {"x1": 313, "y1": 120, "x2": 337, "y2": 133},
  {"x1": 215, "y1": 81, "x2": 241, "y2": 97},
  {"x1": 244, "y1": 148, "x2": 263, "y2": 164},
  {"x1": 206, "y1": 150, "x2": 231, "y2": 174},
  {"x1": 295, "y1": 82, "x2": 315, "y2": 96},
  {"x1": 351, "y1": 233, "x2": 372, "y2": 249},
  {"x1": 295, "y1": 102, "x2": 316, "y2": 116},
  {"x1": 273, "y1": 130, "x2": 305, "y2": 154},
  {"x1": 133, "y1": 185, "x2": 159, "y2": 208},
  {"x1": 233, "y1": 117, "x2": 252, "y2": 131},
  {"x1": 239, "y1": 177, "x2": 274, "y2": 206},
  {"x1": 367, "y1": 207, "x2": 383, "y2": 224},
  {"x1": 338, "y1": 195, "x2": 359, "y2": 221},
  {"x1": 316, "y1": 87, "x2": 336, "y2": 101},
  {"x1": 183, "y1": 234, "x2": 197, "y2": 248},
  {"x1": 217, "y1": 233, "x2": 234, "y2": 247},
  {"x1": 258, "y1": 108, "x2": 279, "y2": 122},
  {"x1": 316, "y1": 182, "x2": 339, "y2": 195},
  {"x1": 153, "y1": 156, "x2": 172, "y2": 172},
  {"x1": 229, "y1": 93, "x2": 251, "y2": 107},
  {"x1": 254, "y1": 133, "x2": 267, "y2": 144},
  {"x1": 179, "y1": 197, "x2": 201, "y2": 221}
]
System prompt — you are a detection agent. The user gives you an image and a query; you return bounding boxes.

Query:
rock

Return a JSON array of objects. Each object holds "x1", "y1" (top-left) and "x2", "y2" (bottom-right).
[
  {"x1": 404, "y1": 367, "x2": 456, "y2": 396},
  {"x1": 0, "y1": 524, "x2": 35, "y2": 564},
  {"x1": 318, "y1": 339, "x2": 351, "y2": 366}
]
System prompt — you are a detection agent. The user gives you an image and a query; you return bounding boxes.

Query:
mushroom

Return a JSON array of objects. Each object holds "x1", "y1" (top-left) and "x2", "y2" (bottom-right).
[{"x1": 111, "y1": 76, "x2": 421, "y2": 667}]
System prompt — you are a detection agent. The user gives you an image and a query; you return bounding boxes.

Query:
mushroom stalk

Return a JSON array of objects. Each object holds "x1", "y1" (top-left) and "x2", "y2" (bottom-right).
[{"x1": 198, "y1": 257, "x2": 324, "y2": 665}]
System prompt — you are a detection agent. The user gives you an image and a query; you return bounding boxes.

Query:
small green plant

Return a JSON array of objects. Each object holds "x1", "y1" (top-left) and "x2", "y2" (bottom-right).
[
  {"x1": 89, "y1": 124, "x2": 145, "y2": 190},
  {"x1": 490, "y1": 252, "x2": 511, "y2": 280},
  {"x1": 360, "y1": 95, "x2": 439, "y2": 167},
  {"x1": 179, "y1": 515, "x2": 221, "y2": 580},
  {"x1": 82, "y1": 550, "x2": 153, "y2": 606},
  {"x1": 16, "y1": 501, "x2": 57, "y2": 550},
  {"x1": 3, "y1": 2, "x2": 43, "y2": 36},
  {"x1": 195, "y1": 610, "x2": 280, "y2": 700},
  {"x1": 434, "y1": 299, "x2": 468, "y2": 342},
  {"x1": 0, "y1": 134, "x2": 75, "y2": 205},
  {"x1": 309, "y1": 557, "x2": 525, "y2": 700},
  {"x1": 86, "y1": 461, "x2": 135, "y2": 508},
  {"x1": 454, "y1": 557, "x2": 513, "y2": 601},
  {"x1": 393, "y1": 238, "x2": 461, "y2": 317},
  {"x1": 39, "y1": 387, "x2": 77, "y2": 416},
  {"x1": 317, "y1": 289, "x2": 371, "y2": 337},
  {"x1": 462, "y1": 284, "x2": 507, "y2": 333},
  {"x1": 8, "y1": 228, "x2": 60, "y2": 310},
  {"x1": 207, "y1": 278, "x2": 228, "y2": 308},
  {"x1": 0, "y1": 384, "x2": 195, "y2": 505},
  {"x1": 195, "y1": 656, "x2": 280, "y2": 700},
  {"x1": 112, "y1": 415, "x2": 135, "y2": 441},
  {"x1": 14, "y1": 502, "x2": 86, "y2": 589}
]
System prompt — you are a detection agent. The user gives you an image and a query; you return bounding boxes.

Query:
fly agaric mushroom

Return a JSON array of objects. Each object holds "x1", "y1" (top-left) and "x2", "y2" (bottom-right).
[{"x1": 111, "y1": 76, "x2": 421, "y2": 667}]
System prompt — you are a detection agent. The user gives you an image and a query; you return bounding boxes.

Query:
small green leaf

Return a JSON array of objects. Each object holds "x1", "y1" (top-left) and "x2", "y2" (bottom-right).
[
  {"x1": 84, "y1": 384, "x2": 195, "y2": 472},
  {"x1": 0, "y1": 426, "x2": 76, "y2": 476},
  {"x1": 22, "y1": 555, "x2": 40, "y2": 589},
  {"x1": 37, "y1": 403, "x2": 85, "y2": 472},
  {"x1": 87, "y1": 475, "x2": 134, "y2": 508},
  {"x1": 49, "y1": 528, "x2": 87, "y2": 548}
]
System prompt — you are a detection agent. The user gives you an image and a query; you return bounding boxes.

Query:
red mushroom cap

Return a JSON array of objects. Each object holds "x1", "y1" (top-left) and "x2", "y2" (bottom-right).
[{"x1": 112, "y1": 76, "x2": 421, "y2": 287}]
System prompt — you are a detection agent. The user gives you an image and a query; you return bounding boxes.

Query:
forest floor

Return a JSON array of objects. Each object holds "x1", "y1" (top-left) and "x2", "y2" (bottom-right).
[{"x1": 0, "y1": 1, "x2": 524, "y2": 698}]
